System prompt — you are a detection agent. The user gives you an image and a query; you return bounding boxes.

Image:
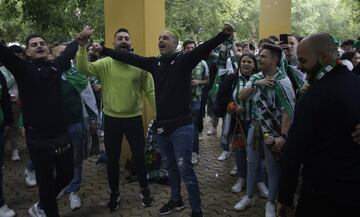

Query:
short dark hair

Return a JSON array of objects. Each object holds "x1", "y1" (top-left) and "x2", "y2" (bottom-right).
[
  {"x1": 239, "y1": 53, "x2": 258, "y2": 74},
  {"x1": 8, "y1": 45, "x2": 24, "y2": 54},
  {"x1": 260, "y1": 43, "x2": 283, "y2": 64},
  {"x1": 288, "y1": 34, "x2": 300, "y2": 42},
  {"x1": 25, "y1": 34, "x2": 47, "y2": 48},
  {"x1": 114, "y1": 28, "x2": 130, "y2": 37},
  {"x1": 259, "y1": 38, "x2": 275, "y2": 48},
  {"x1": 341, "y1": 51, "x2": 357, "y2": 61},
  {"x1": 182, "y1": 40, "x2": 196, "y2": 50},
  {"x1": 341, "y1": 39, "x2": 354, "y2": 47},
  {"x1": 268, "y1": 35, "x2": 279, "y2": 43}
]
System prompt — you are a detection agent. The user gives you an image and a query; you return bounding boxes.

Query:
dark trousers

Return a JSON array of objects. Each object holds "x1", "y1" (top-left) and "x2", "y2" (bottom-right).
[
  {"x1": 104, "y1": 115, "x2": 148, "y2": 194},
  {"x1": 296, "y1": 186, "x2": 360, "y2": 217},
  {"x1": 26, "y1": 133, "x2": 74, "y2": 217},
  {"x1": 0, "y1": 127, "x2": 5, "y2": 207}
]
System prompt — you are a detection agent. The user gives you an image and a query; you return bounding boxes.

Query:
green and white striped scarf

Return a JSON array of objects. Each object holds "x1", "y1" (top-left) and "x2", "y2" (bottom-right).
[
  {"x1": 247, "y1": 69, "x2": 295, "y2": 136},
  {"x1": 62, "y1": 61, "x2": 98, "y2": 115}
]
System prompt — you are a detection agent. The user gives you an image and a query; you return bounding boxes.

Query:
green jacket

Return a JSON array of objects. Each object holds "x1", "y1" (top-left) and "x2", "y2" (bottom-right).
[{"x1": 76, "y1": 47, "x2": 156, "y2": 118}]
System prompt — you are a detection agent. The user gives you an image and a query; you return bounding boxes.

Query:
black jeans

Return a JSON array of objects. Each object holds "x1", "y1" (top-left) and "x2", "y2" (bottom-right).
[
  {"x1": 0, "y1": 127, "x2": 5, "y2": 207},
  {"x1": 104, "y1": 115, "x2": 148, "y2": 194},
  {"x1": 26, "y1": 132, "x2": 74, "y2": 217}
]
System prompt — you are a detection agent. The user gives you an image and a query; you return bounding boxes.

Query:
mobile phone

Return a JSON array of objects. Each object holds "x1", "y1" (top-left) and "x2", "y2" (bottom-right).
[{"x1": 279, "y1": 34, "x2": 288, "y2": 44}]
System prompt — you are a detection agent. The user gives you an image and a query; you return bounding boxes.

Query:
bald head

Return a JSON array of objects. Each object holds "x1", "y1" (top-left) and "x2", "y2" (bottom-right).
[
  {"x1": 158, "y1": 31, "x2": 179, "y2": 57},
  {"x1": 301, "y1": 33, "x2": 338, "y2": 60},
  {"x1": 297, "y1": 33, "x2": 339, "y2": 84}
]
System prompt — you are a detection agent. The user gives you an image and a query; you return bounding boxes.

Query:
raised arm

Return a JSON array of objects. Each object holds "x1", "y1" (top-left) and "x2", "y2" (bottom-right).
[
  {"x1": 0, "y1": 43, "x2": 27, "y2": 79},
  {"x1": 100, "y1": 46, "x2": 156, "y2": 74},
  {"x1": 54, "y1": 40, "x2": 79, "y2": 72},
  {"x1": 185, "y1": 23, "x2": 234, "y2": 69}
]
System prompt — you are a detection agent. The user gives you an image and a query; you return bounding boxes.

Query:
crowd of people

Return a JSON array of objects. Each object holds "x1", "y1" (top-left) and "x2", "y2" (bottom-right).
[{"x1": 0, "y1": 22, "x2": 359, "y2": 217}]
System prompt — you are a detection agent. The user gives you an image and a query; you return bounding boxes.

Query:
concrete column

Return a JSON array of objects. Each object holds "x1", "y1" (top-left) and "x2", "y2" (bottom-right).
[
  {"x1": 104, "y1": 0, "x2": 165, "y2": 161},
  {"x1": 259, "y1": 0, "x2": 291, "y2": 39}
]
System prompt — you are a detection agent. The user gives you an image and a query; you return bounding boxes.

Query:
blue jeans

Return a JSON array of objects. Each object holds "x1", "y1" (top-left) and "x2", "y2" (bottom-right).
[
  {"x1": 157, "y1": 124, "x2": 202, "y2": 212},
  {"x1": 246, "y1": 126, "x2": 267, "y2": 198},
  {"x1": 66, "y1": 122, "x2": 84, "y2": 193},
  {"x1": 263, "y1": 139, "x2": 280, "y2": 202},
  {"x1": 191, "y1": 101, "x2": 201, "y2": 154},
  {"x1": 27, "y1": 160, "x2": 35, "y2": 171},
  {"x1": 234, "y1": 120, "x2": 251, "y2": 179},
  {"x1": 0, "y1": 128, "x2": 5, "y2": 207}
]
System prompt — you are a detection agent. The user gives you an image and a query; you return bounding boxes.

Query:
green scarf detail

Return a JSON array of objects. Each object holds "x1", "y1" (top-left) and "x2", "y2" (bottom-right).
[{"x1": 63, "y1": 63, "x2": 88, "y2": 93}]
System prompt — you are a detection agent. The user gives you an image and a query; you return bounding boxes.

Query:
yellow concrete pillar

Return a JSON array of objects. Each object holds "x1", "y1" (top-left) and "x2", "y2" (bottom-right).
[
  {"x1": 104, "y1": 0, "x2": 165, "y2": 161},
  {"x1": 259, "y1": 0, "x2": 291, "y2": 39}
]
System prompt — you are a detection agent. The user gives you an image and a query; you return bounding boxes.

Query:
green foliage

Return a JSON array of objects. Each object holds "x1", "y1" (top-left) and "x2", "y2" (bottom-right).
[
  {"x1": 292, "y1": 0, "x2": 360, "y2": 40},
  {"x1": 0, "y1": 0, "x2": 104, "y2": 43},
  {"x1": 0, "y1": 0, "x2": 359, "y2": 45},
  {"x1": 165, "y1": 0, "x2": 259, "y2": 42}
]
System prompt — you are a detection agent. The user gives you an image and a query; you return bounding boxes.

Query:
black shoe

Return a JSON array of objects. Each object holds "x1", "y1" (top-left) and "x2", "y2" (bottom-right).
[
  {"x1": 107, "y1": 192, "x2": 120, "y2": 213},
  {"x1": 191, "y1": 211, "x2": 204, "y2": 217},
  {"x1": 158, "y1": 199, "x2": 185, "y2": 215},
  {"x1": 140, "y1": 188, "x2": 154, "y2": 207}
]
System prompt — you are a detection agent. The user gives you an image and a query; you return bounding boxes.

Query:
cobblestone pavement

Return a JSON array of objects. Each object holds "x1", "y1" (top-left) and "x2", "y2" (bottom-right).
[{"x1": 3, "y1": 120, "x2": 268, "y2": 217}]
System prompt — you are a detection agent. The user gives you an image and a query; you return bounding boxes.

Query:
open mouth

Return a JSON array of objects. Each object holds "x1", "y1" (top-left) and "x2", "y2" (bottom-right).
[
  {"x1": 159, "y1": 44, "x2": 166, "y2": 49},
  {"x1": 36, "y1": 50, "x2": 44, "y2": 54}
]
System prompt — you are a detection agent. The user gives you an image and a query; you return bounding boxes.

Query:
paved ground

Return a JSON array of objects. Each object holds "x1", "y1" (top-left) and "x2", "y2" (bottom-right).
[{"x1": 3, "y1": 120, "x2": 268, "y2": 217}]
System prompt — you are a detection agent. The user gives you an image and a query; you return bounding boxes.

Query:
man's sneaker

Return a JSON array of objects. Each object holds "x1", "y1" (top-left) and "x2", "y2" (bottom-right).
[
  {"x1": 69, "y1": 192, "x2": 82, "y2": 210},
  {"x1": 198, "y1": 133, "x2": 203, "y2": 141},
  {"x1": 231, "y1": 177, "x2": 245, "y2": 193},
  {"x1": 265, "y1": 202, "x2": 276, "y2": 217},
  {"x1": 230, "y1": 165, "x2": 238, "y2": 176},
  {"x1": 140, "y1": 188, "x2": 153, "y2": 207},
  {"x1": 28, "y1": 202, "x2": 46, "y2": 217},
  {"x1": 11, "y1": 149, "x2": 20, "y2": 161},
  {"x1": 158, "y1": 199, "x2": 185, "y2": 215},
  {"x1": 191, "y1": 211, "x2": 204, "y2": 217},
  {"x1": 217, "y1": 151, "x2": 230, "y2": 161},
  {"x1": 234, "y1": 195, "x2": 255, "y2": 211},
  {"x1": 191, "y1": 152, "x2": 199, "y2": 165},
  {"x1": 257, "y1": 182, "x2": 269, "y2": 199},
  {"x1": 107, "y1": 192, "x2": 120, "y2": 213},
  {"x1": 206, "y1": 127, "x2": 217, "y2": 136},
  {"x1": 0, "y1": 204, "x2": 16, "y2": 217},
  {"x1": 24, "y1": 169, "x2": 37, "y2": 187}
]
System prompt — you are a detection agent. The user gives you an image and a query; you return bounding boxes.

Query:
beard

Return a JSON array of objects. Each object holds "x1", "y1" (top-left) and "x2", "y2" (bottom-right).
[
  {"x1": 115, "y1": 43, "x2": 130, "y2": 51},
  {"x1": 307, "y1": 61, "x2": 323, "y2": 85}
]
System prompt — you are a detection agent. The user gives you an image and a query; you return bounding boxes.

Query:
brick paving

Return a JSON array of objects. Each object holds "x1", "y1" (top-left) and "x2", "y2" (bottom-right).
[{"x1": 3, "y1": 120, "x2": 268, "y2": 217}]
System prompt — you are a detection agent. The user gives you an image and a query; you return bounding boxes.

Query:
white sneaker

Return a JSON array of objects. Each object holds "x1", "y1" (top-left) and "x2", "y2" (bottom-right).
[
  {"x1": 191, "y1": 152, "x2": 199, "y2": 165},
  {"x1": 234, "y1": 195, "x2": 255, "y2": 211},
  {"x1": 198, "y1": 133, "x2": 203, "y2": 141},
  {"x1": 24, "y1": 169, "x2": 37, "y2": 187},
  {"x1": 258, "y1": 182, "x2": 269, "y2": 199},
  {"x1": 11, "y1": 149, "x2": 20, "y2": 161},
  {"x1": 0, "y1": 204, "x2": 16, "y2": 217},
  {"x1": 206, "y1": 127, "x2": 217, "y2": 136},
  {"x1": 217, "y1": 151, "x2": 230, "y2": 161},
  {"x1": 28, "y1": 202, "x2": 46, "y2": 217},
  {"x1": 231, "y1": 177, "x2": 245, "y2": 193},
  {"x1": 230, "y1": 165, "x2": 238, "y2": 176},
  {"x1": 69, "y1": 192, "x2": 82, "y2": 210},
  {"x1": 265, "y1": 202, "x2": 276, "y2": 217}
]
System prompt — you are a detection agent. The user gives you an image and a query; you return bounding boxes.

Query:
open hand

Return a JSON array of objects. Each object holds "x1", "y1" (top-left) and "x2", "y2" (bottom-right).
[{"x1": 256, "y1": 77, "x2": 274, "y2": 87}]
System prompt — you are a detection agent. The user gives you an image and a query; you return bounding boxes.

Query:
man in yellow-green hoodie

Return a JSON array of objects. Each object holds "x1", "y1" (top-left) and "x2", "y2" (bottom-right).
[{"x1": 76, "y1": 28, "x2": 155, "y2": 212}]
